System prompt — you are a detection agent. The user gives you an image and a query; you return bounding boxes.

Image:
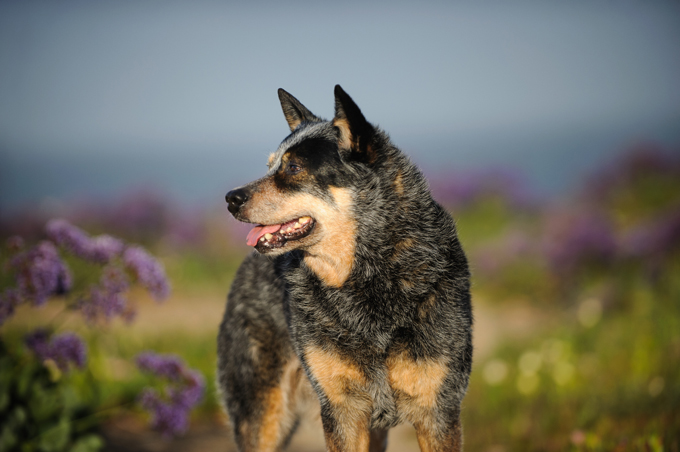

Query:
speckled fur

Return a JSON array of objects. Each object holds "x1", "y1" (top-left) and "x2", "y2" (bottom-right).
[{"x1": 218, "y1": 86, "x2": 473, "y2": 452}]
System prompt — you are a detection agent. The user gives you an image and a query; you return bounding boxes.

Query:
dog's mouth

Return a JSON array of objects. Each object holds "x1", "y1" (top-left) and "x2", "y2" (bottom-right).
[{"x1": 246, "y1": 216, "x2": 315, "y2": 251}]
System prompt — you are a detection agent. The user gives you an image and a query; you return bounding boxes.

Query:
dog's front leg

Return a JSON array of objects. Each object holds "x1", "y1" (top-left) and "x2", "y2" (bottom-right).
[
  {"x1": 318, "y1": 399, "x2": 374, "y2": 452},
  {"x1": 303, "y1": 345, "x2": 374, "y2": 452},
  {"x1": 413, "y1": 413, "x2": 463, "y2": 452}
]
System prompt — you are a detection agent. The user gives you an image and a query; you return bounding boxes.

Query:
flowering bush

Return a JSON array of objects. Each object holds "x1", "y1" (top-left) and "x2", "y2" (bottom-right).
[
  {"x1": 430, "y1": 168, "x2": 534, "y2": 211},
  {"x1": 24, "y1": 329, "x2": 87, "y2": 372},
  {"x1": 0, "y1": 339, "x2": 103, "y2": 452},
  {"x1": 135, "y1": 352, "x2": 205, "y2": 438},
  {"x1": 540, "y1": 209, "x2": 617, "y2": 276},
  {"x1": 0, "y1": 219, "x2": 204, "y2": 450}
]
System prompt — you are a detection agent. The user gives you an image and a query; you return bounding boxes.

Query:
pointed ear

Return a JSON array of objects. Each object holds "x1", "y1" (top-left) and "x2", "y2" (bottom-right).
[
  {"x1": 333, "y1": 85, "x2": 376, "y2": 163},
  {"x1": 278, "y1": 88, "x2": 321, "y2": 132}
]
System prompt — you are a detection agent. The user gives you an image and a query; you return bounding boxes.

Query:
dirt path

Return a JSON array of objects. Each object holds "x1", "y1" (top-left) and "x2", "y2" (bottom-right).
[{"x1": 100, "y1": 290, "x2": 545, "y2": 452}]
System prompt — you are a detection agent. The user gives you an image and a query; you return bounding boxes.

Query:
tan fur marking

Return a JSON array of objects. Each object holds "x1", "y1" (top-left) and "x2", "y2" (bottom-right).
[
  {"x1": 401, "y1": 278, "x2": 415, "y2": 290},
  {"x1": 419, "y1": 293, "x2": 437, "y2": 318},
  {"x1": 257, "y1": 386, "x2": 285, "y2": 451},
  {"x1": 323, "y1": 422, "x2": 371, "y2": 452},
  {"x1": 365, "y1": 144, "x2": 376, "y2": 164},
  {"x1": 416, "y1": 434, "x2": 435, "y2": 452},
  {"x1": 246, "y1": 178, "x2": 282, "y2": 218},
  {"x1": 324, "y1": 434, "x2": 343, "y2": 452},
  {"x1": 279, "y1": 356, "x2": 306, "y2": 420},
  {"x1": 267, "y1": 152, "x2": 276, "y2": 167},
  {"x1": 304, "y1": 186, "x2": 356, "y2": 288},
  {"x1": 395, "y1": 237, "x2": 414, "y2": 252},
  {"x1": 415, "y1": 419, "x2": 463, "y2": 452},
  {"x1": 283, "y1": 109, "x2": 303, "y2": 131},
  {"x1": 387, "y1": 351, "x2": 449, "y2": 408},
  {"x1": 306, "y1": 344, "x2": 373, "y2": 451},
  {"x1": 387, "y1": 351, "x2": 454, "y2": 452},
  {"x1": 355, "y1": 422, "x2": 371, "y2": 452},
  {"x1": 239, "y1": 357, "x2": 305, "y2": 451},
  {"x1": 238, "y1": 421, "x2": 250, "y2": 448},
  {"x1": 242, "y1": 180, "x2": 356, "y2": 287},
  {"x1": 333, "y1": 118, "x2": 352, "y2": 150},
  {"x1": 393, "y1": 170, "x2": 404, "y2": 196},
  {"x1": 305, "y1": 345, "x2": 366, "y2": 406}
]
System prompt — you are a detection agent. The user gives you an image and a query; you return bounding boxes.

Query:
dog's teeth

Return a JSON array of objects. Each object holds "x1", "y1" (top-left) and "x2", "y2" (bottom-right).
[
  {"x1": 264, "y1": 233, "x2": 273, "y2": 240},
  {"x1": 259, "y1": 237, "x2": 265, "y2": 242},
  {"x1": 299, "y1": 216, "x2": 311, "y2": 224},
  {"x1": 285, "y1": 227, "x2": 292, "y2": 233},
  {"x1": 293, "y1": 222, "x2": 301, "y2": 229}
]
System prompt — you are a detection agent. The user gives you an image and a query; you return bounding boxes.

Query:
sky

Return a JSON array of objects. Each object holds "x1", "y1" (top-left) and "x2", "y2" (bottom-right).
[{"x1": 1, "y1": 0, "x2": 679, "y2": 212}]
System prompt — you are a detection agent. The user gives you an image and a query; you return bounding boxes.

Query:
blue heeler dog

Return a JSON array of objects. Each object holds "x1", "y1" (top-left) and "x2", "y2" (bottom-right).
[{"x1": 218, "y1": 85, "x2": 473, "y2": 452}]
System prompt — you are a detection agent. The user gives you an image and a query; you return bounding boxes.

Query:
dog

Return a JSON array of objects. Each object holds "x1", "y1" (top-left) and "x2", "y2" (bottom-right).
[{"x1": 218, "y1": 86, "x2": 473, "y2": 452}]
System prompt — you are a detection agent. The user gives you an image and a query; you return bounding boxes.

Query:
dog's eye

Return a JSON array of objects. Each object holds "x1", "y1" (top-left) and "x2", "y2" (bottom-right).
[{"x1": 286, "y1": 163, "x2": 302, "y2": 175}]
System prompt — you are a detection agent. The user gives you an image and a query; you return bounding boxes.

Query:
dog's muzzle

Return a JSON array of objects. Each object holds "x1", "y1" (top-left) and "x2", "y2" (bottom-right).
[{"x1": 225, "y1": 188, "x2": 249, "y2": 215}]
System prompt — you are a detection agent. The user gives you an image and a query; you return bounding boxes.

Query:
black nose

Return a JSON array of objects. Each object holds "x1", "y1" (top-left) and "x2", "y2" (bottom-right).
[{"x1": 225, "y1": 188, "x2": 249, "y2": 214}]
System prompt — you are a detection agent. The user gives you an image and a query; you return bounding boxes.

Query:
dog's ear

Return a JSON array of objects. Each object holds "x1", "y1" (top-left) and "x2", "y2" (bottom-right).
[
  {"x1": 278, "y1": 88, "x2": 321, "y2": 132},
  {"x1": 333, "y1": 85, "x2": 376, "y2": 163}
]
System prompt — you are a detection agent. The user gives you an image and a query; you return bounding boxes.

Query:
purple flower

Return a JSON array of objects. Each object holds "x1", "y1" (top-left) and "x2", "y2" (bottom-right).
[
  {"x1": 78, "y1": 266, "x2": 131, "y2": 323},
  {"x1": 50, "y1": 333, "x2": 88, "y2": 369},
  {"x1": 583, "y1": 146, "x2": 680, "y2": 203},
  {"x1": 0, "y1": 289, "x2": 22, "y2": 326},
  {"x1": 471, "y1": 229, "x2": 537, "y2": 276},
  {"x1": 164, "y1": 211, "x2": 206, "y2": 249},
  {"x1": 138, "y1": 388, "x2": 191, "y2": 438},
  {"x1": 123, "y1": 246, "x2": 170, "y2": 301},
  {"x1": 9, "y1": 241, "x2": 72, "y2": 305},
  {"x1": 25, "y1": 328, "x2": 51, "y2": 357},
  {"x1": 46, "y1": 219, "x2": 124, "y2": 263},
  {"x1": 25, "y1": 329, "x2": 87, "y2": 371},
  {"x1": 108, "y1": 191, "x2": 170, "y2": 240},
  {"x1": 174, "y1": 369, "x2": 204, "y2": 408},
  {"x1": 79, "y1": 287, "x2": 126, "y2": 323},
  {"x1": 430, "y1": 168, "x2": 534, "y2": 211},
  {"x1": 542, "y1": 209, "x2": 617, "y2": 274},
  {"x1": 136, "y1": 352, "x2": 184, "y2": 380},
  {"x1": 135, "y1": 352, "x2": 205, "y2": 438},
  {"x1": 621, "y1": 208, "x2": 680, "y2": 264},
  {"x1": 88, "y1": 235, "x2": 125, "y2": 263},
  {"x1": 46, "y1": 219, "x2": 92, "y2": 257}
]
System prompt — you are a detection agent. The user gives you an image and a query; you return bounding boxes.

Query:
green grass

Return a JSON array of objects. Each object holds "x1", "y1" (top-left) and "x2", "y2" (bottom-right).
[{"x1": 462, "y1": 261, "x2": 680, "y2": 451}]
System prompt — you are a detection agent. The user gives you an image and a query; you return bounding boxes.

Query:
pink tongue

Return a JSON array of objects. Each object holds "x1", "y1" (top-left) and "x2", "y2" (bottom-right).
[{"x1": 246, "y1": 224, "x2": 282, "y2": 247}]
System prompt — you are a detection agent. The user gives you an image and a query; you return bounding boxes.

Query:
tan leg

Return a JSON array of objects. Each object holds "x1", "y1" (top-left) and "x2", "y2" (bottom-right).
[
  {"x1": 235, "y1": 359, "x2": 306, "y2": 452},
  {"x1": 304, "y1": 345, "x2": 374, "y2": 452},
  {"x1": 322, "y1": 415, "x2": 371, "y2": 452},
  {"x1": 414, "y1": 416, "x2": 463, "y2": 452}
]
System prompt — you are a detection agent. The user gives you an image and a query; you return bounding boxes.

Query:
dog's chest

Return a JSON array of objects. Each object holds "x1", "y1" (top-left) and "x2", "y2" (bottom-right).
[
  {"x1": 300, "y1": 339, "x2": 450, "y2": 429},
  {"x1": 284, "y1": 262, "x2": 453, "y2": 427}
]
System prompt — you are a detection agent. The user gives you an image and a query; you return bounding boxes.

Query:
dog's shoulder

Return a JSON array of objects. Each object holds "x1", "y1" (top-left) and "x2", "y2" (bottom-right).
[{"x1": 225, "y1": 251, "x2": 289, "y2": 323}]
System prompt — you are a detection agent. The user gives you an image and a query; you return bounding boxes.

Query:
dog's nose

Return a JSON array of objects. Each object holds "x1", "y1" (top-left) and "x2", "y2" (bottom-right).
[{"x1": 225, "y1": 188, "x2": 249, "y2": 214}]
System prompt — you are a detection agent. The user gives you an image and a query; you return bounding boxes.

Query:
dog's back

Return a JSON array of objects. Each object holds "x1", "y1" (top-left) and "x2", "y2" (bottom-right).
[{"x1": 218, "y1": 86, "x2": 472, "y2": 452}]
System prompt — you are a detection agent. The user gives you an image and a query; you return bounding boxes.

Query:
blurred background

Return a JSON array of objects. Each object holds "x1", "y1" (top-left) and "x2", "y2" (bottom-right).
[{"x1": 1, "y1": 1, "x2": 679, "y2": 451}]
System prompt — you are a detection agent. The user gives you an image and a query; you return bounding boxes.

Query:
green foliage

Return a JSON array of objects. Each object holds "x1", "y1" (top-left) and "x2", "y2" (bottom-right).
[
  {"x1": 456, "y1": 149, "x2": 680, "y2": 451},
  {"x1": 464, "y1": 264, "x2": 680, "y2": 451},
  {"x1": 0, "y1": 340, "x2": 103, "y2": 452}
]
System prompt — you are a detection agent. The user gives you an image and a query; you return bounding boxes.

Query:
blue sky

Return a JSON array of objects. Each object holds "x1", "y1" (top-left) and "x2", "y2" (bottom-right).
[{"x1": 1, "y1": 1, "x2": 679, "y2": 210}]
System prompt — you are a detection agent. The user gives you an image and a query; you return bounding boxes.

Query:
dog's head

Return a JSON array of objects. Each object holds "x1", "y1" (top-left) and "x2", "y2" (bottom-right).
[{"x1": 226, "y1": 85, "x2": 376, "y2": 266}]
